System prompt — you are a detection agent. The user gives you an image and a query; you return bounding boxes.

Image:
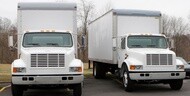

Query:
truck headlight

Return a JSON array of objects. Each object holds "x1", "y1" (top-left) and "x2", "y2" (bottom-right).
[
  {"x1": 13, "y1": 67, "x2": 26, "y2": 73},
  {"x1": 130, "y1": 65, "x2": 143, "y2": 70},
  {"x1": 176, "y1": 65, "x2": 184, "y2": 69},
  {"x1": 69, "y1": 67, "x2": 82, "y2": 72}
]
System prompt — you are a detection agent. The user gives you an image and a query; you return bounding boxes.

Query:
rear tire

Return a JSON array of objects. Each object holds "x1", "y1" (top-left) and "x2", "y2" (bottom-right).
[
  {"x1": 11, "y1": 83, "x2": 24, "y2": 96},
  {"x1": 169, "y1": 79, "x2": 183, "y2": 90},
  {"x1": 93, "y1": 62, "x2": 106, "y2": 79},
  {"x1": 122, "y1": 65, "x2": 134, "y2": 92},
  {"x1": 73, "y1": 83, "x2": 82, "y2": 96}
]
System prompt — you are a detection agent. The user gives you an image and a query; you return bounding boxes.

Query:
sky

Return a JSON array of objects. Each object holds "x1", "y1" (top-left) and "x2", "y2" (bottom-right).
[{"x1": 0, "y1": 0, "x2": 190, "y2": 23}]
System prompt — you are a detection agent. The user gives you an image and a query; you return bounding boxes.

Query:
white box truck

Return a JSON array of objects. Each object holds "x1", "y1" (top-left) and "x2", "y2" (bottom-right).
[
  {"x1": 10, "y1": 2, "x2": 83, "y2": 96},
  {"x1": 88, "y1": 9, "x2": 185, "y2": 91}
]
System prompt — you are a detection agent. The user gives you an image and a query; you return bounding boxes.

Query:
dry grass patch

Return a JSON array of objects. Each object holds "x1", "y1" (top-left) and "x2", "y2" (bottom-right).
[
  {"x1": 84, "y1": 63, "x2": 93, "y2": 78},
  {"x1": 0, "y1": 64, "x2": 11, "y2": 82}
]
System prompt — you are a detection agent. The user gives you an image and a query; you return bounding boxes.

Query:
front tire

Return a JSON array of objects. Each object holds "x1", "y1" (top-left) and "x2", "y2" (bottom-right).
[
  {"x1": 169, "y1": 79, "x2": 183, "y2": 90},
  {"x1": 73, "y1": 83, "x2": 82, "y2": 96},
  {"x1": 11, "y1": 83, "x2": 24, "y2": 96},
  {"x1": 122, "y1": 66, "x2": 134, "y2": 92}
]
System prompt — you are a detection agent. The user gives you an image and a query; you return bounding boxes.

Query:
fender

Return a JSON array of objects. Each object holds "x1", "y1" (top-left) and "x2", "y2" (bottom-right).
[
  {"x1": 122, "y1": 58, "x2": 143, "y2": 70},
  {"x1": 120, "y1": 59, "x2": 130, "y2": 78},
  {"x1": 120, "y1": 58, "x2": 143, "y2": 78},
  {"x1": 69, "y1": 59, "x2": 83, "y2": 67},
  {"x1": 176, "y1": 58, "x2": 185, "y2": 71},
  {"x1": 69, "y1": 59, "x2": 84, "y2": 73},
  {"x1": 11, "y1": 59, "x2": 26, "y2": 74},
  {"x1": 176, "y1": 59, "x2": 184, "y2": 65}
]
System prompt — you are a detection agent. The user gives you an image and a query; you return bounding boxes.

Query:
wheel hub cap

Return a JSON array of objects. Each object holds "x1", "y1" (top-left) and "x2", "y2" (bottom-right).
[{"x1": 123, "y1": 72, "x2": 128, "y2": 87}]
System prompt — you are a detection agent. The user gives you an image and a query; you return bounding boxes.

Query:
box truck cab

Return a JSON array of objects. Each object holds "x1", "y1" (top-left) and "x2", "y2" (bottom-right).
[
  {"x1": 88, "y1": 9, "x2": 185, "y2": 92},
  {"x1": 11, "y1": 3, "x2": 83, "y2": 96}
]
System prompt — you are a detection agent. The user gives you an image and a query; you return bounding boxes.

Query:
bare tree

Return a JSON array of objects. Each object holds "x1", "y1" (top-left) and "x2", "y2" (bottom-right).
[
  {"x1": 162, "y1": 14, "x2": 189, "y2": 37},
  {"x1": 78, "y1": 0, "x2": 94, "y2": 35},
  {"x1": 0, "y1": 18, "x2": 12, "y2": 33},
  {"x1": 0, "y1": 17, "x2": 17, "y2": 64},
  {"x1": 162, "y1": 14, "x2": 171, "y2": 36},
  {"x1": 98, "y1": 0, "x2": 113, "y2": 16},
  {"x1": 77, "y1": 0, "x2": 94, "y2": 62},
  {"x1": 162, "y1": 14, "x2": 190, "y2": 60}
]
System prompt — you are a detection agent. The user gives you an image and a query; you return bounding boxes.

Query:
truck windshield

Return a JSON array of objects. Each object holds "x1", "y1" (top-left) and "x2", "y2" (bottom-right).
[
  {"x1": 23, "y1": 32, "x2": 73, "y2": 47},
  {"x1": 127, "y1": 36, "x2": 167, "y2": 49}
]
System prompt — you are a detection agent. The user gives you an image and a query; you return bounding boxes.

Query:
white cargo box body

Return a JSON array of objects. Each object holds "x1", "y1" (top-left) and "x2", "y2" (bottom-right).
[
  {"x1": 17, "y1": 3, "x2": 77, "y2": 56},
  {"x1": 88, "y1": 9, "x2": 161, "y2": 64}
]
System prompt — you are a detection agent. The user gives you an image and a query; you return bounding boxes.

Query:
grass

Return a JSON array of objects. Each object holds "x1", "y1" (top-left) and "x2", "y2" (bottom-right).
[
  {"x1": 0, "y1": 64, "x2": 11, "y2": 82},
  {"x1": 83, "y1": 63, "x2": 94, "y2": 78},
  {"x1": 0, "y1": 63, "x2": 93, "y2": 83}
]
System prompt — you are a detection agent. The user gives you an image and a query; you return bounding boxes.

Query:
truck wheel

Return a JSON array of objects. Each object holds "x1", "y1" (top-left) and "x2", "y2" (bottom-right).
[
  {"x1": 122, "y1": 66, "x2": 134, "y2": 92},
  {"x1": 93, "y1": 62, "x2": 106, "y2": 79},
  {"x1": 11, "y1": 83, "x2": 24, "y2": 96},
  {"x1": 169, "y1": 79, "x2": 183, "y2": 90},
  {"x1": 73, "y1": 83, "x2": 82, "y2": 96}
]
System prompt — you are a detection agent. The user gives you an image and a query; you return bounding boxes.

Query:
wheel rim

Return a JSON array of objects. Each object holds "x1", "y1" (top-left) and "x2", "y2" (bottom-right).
[{"x1": 123, "y1": 72, "x2": 128, "y2": 87}]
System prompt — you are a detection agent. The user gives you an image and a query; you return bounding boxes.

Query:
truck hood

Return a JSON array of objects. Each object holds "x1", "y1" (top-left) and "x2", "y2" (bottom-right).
[
  {"x1": 127, "y1": 48, "x2": 175, "y2": 55},
  {"x1": 21, "y1": 47, "x2": 74, "y2": 54},
  {"x1": 19, "y1": 47, "x2": 75, "y2": 70},
  {"x1": 126, "y1": 48, "x2": 176, "y2": 66}
]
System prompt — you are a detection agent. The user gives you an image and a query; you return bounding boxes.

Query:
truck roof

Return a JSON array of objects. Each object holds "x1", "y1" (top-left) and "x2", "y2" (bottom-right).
[
  {"x1": 112, "y1": 9, "x2": 161, "y2": 17},
  {"x1": 22, "y1": 30, "x2": 72, "y2": 33},
  {"x1": 124, "y1": 33, "x2": 165, "y2": 37},
  {"x1": 18, "y1": 2, "x2": 77, "y2": 10},
  {"x1": 90, "y1": 9, "x2": 161, "y2": 24}
]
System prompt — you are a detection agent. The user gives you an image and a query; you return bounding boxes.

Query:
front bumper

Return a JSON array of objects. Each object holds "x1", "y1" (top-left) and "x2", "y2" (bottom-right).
[
  {"x1": 129, "y1": 71, "x2": 185, "y2": 80},
  {"x1": 12, "y1": 74, "x2": 84, "y2": 85}
]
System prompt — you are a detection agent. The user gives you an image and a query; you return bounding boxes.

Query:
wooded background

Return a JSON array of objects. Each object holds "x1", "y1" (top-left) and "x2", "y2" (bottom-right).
[{"x1": 1, "y1": 0, "x2": 190, "y2": 64}]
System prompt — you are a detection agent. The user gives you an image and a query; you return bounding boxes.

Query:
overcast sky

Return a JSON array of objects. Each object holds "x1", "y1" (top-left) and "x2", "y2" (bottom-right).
[{"x1": 0, "y1": 0, "x2": 190, "y2": 22}]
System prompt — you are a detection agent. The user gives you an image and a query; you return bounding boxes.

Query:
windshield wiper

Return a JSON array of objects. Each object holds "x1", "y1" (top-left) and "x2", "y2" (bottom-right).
[
  {"x1": 131, "y1": 45, "x2": 142, "y2": 48},
  {"x1": 27, "y1": 43, "x2": 40, "y2": 46},
  {"x1": 46, "y1": 43, "x2": 59, "y2": 46},
  {"x1": 147, "y1": 45, "x2": 156, "y2": 48}
]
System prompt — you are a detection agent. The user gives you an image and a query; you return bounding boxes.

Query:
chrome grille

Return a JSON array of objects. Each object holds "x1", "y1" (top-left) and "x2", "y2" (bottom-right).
[
  {"x1": 146, "y1": 54, "x2": 173, "y2": 65},
  {"x1": 49, "y1": 54, "x2": 58, "y2": 67},
  {"x1": 31, "y1": 54, "x2": 65, "y2": 67}
]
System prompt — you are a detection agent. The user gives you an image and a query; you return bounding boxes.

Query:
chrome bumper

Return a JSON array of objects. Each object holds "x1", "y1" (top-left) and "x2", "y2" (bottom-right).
[
  {"x1": 12, "y1": 74, "x2": 84, "y2": 85},
  {"x1": 129, "y1": 71, "x2": 185, "y2": 80}
]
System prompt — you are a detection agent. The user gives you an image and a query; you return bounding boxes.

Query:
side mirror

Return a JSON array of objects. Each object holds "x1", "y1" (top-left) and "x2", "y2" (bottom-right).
[
  {"x1": 167, "y1": 37, "x2": 175, "y2": 49},
  {"x1": 81, "y1": 35, "x2": 86, "y2": 48},
  {"x1": 8, "y1": 35, "x2": 13, "y2": 47},
  {"x1": 8, "y1": 35, "x2": 17, "y2": 51}
]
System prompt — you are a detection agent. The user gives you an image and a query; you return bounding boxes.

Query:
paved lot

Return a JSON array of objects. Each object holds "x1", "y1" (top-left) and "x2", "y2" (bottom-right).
[{"x1": 1, "y1": 77, "x2": 190, "y2": 96}]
